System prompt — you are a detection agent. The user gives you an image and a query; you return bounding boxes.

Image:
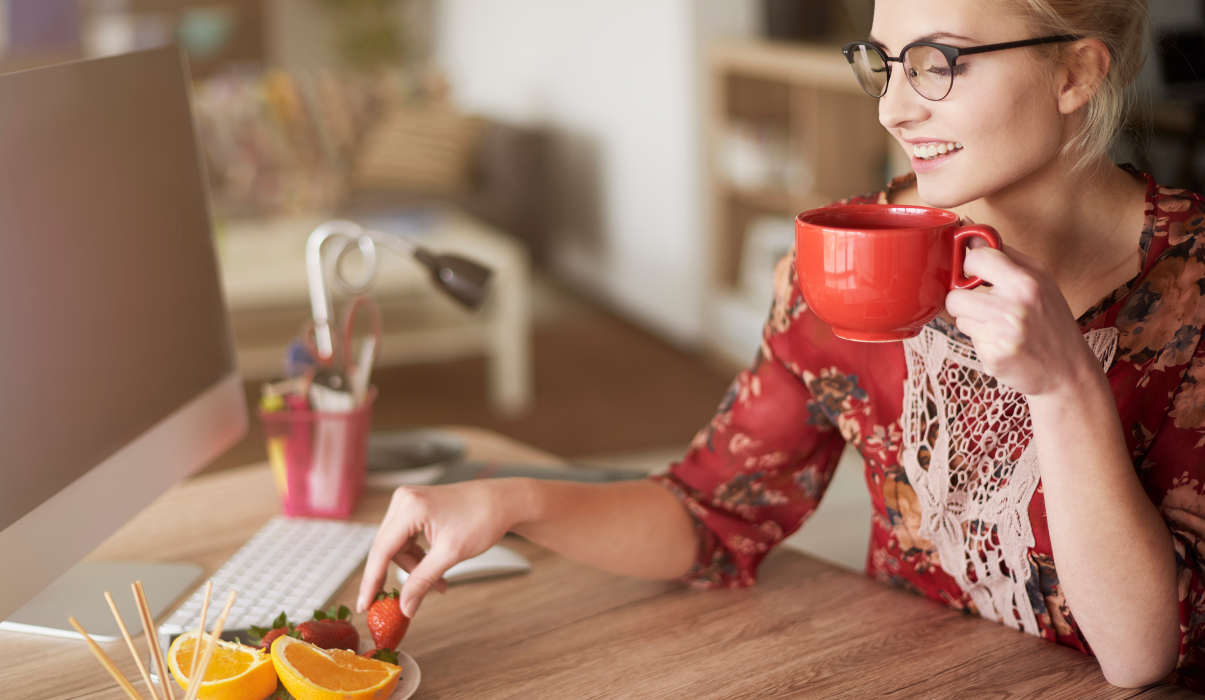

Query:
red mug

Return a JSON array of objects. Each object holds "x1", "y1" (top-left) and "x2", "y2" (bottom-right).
[{"x1": 794, "y1": 203, "x2": 1002, "y2": 342}]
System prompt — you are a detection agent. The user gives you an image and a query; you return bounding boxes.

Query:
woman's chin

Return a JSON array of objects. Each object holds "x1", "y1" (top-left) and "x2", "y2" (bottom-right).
[{"x1": 914, "y1": 179, "x2": 976, "y2": 211}]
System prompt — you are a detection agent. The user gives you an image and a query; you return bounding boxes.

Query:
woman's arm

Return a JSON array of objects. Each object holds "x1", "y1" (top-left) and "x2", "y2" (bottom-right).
[
  {"x1": 947, "y1": 244, "x2": 1179, "y2": 687},
  {"x1": 510, "y1": 477, "x2": 703, "y2": 575},
  {"x1": 356, "y1": 477, "x2": 697, "y2": 617},
  {"x1": 509, "y1": 478, "x2": 699, "y2": 578},
  {"x1": 1028, "y1": 371, "x2": 1179, "y2": 688}
]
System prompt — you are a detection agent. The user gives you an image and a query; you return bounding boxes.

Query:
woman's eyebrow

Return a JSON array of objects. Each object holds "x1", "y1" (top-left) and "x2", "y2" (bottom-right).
[{"x1": 866, "y1": 31, "x2": 978, "y2": 47}]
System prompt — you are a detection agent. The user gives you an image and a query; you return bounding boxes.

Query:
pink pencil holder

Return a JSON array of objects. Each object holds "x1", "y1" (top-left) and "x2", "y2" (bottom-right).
[{"x1": 259, "y1": 388, "x2": 375, "y2": 519}]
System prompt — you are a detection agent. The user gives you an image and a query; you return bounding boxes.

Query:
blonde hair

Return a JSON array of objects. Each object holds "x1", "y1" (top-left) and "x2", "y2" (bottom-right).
[{"x1": 1009, "y1": 0, "x2": 1149, "y2": 172}]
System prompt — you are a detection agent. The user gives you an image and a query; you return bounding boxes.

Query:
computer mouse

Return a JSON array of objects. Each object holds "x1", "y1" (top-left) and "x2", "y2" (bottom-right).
[{"x1": 393, "y1": 544, "x2": 532, "y2": 585}]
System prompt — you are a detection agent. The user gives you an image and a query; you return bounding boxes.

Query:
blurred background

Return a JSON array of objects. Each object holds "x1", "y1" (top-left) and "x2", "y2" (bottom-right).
[{"x1": 0, "y1": 2, "x2": 1201, "y2": 553}]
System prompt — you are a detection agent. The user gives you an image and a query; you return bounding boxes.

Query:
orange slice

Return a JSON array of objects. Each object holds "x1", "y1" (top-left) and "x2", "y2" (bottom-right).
[
  {"x1": 270, "y1": 634, "x2": 401, "y2": 700},
  {"x1": 167, "y1": 631, "x2": 277, "y2": 700}
]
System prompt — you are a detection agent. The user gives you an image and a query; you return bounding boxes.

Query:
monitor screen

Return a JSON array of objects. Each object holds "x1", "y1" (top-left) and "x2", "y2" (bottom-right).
[{"x1": 0, "y1": 46, "x2": 246, "y2": 627}]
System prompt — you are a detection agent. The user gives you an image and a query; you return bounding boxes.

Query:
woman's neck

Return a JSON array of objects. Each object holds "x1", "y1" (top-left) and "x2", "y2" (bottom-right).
[{"x1": 951, "y1": 157, "x2": 1147, "y2": 311}]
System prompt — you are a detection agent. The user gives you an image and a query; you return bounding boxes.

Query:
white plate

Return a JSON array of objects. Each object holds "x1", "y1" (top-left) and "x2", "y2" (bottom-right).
[{"x1": 391, "y1": 650, "x2": 421, "y2": 699}]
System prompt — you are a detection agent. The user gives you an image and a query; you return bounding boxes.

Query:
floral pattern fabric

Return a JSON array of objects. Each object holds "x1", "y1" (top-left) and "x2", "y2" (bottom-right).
[{"x1": 652, "y1": 167, "x2": 1205, "y2": 690}]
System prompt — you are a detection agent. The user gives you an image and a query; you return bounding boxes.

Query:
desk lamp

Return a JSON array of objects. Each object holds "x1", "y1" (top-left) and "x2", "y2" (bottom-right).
[
  {"x1": 304, "y1": 220, "x2": 494, "y2": 472},
  {"x1": 305, "y1": 219, "x2": 494, "y2": 361}
]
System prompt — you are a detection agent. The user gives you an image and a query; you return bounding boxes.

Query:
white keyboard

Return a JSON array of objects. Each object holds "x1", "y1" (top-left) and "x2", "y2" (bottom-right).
[{"x1": 158, "y1": 517, "x2": 377, "y2": 652}]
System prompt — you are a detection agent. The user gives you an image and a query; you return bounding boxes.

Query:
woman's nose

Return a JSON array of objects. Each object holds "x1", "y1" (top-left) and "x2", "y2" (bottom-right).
[{"x1": 878, "y1": 69, "x2": 930, "y2": 131}]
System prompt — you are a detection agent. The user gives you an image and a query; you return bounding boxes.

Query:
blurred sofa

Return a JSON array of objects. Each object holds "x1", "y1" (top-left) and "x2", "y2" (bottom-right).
[{"x1": 193, "y1": 66, "x2": 550, "y2": 260}]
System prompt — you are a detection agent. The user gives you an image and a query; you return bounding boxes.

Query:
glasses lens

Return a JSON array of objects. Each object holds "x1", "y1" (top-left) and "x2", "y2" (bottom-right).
[
  {"x1": 903, "y1": 45, "x2": 953, "y2": 100},
  {"x1": 847, "y1": 44, "x2": 888, "y2": 97}
]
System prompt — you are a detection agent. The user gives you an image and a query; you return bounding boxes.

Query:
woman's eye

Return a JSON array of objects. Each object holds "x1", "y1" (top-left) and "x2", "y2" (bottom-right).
[{"x1": 927, "y1": 63, "x2": 967, "y2": 78}]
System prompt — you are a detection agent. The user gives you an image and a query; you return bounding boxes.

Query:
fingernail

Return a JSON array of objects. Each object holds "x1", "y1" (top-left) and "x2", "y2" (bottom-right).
[
  {"x1": 402, "y1": 598, "x2": 417, "y2": 618},
  {"x1": 356, "y1": 597, "x2": 366, "y2": 613}
]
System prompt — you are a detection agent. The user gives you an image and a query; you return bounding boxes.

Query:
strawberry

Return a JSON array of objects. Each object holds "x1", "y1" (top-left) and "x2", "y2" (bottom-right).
[
  {"x1": 366, "y1": 589, "x2": 410, "y2": 650},
  {"x1": 249, "y1": 611, "x2": 294, "y2": 651},
  {"x1": 296, "y1": 605, "x2": 359, "y2": 651},
  {"x1": 258, "y1": 627, "x2": 290, "y2": 649}
]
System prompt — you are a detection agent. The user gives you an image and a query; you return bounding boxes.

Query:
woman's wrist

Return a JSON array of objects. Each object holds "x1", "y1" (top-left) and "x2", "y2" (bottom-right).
[
  {"x1": 1027, "y1": 345, "x2": 1111, "y2": 410},
  {"x1": 492, "y1": 477, "x2": 544, "y2": 534},
  {"x1": 1026, "y1": 368, "x2": 1111, "y2": 424},
  {"x1": 1025, "y1": 356, "x2": 1127, "y2": 485}
]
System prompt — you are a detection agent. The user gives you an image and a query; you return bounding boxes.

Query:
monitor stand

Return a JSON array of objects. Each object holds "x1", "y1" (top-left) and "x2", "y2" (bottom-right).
[{"x1": 0, "y1": 560, "x2": 202, "y2": 640}]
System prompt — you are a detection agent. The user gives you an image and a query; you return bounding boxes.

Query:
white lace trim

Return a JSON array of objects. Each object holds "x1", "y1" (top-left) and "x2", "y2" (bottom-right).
[{"x1": 899, "y1": 324, "x2": 1119, "y2": 635}]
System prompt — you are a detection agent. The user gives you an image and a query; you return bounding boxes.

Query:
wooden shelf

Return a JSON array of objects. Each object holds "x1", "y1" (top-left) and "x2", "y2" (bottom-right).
[
  {"x1": 703, "y1": 39, "x2": 895, "y2": 360},
  {"x1": 708, "y1": 39, "x2": 863, "y2": 95}
]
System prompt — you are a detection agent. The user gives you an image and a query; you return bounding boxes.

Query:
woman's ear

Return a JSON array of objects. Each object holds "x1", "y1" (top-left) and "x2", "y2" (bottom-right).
[{"x1": 1056, "y1": 38, "x2": 1111, "y2": 115}]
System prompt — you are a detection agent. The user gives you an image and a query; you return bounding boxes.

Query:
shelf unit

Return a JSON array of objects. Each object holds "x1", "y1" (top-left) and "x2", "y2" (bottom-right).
[{"x1": 703, "y1": 38, "x2": 905, "y2": 362}]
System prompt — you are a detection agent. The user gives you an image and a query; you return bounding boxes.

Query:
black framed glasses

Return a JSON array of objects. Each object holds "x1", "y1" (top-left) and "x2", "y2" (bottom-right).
[{"x1": 841, "y1": 35, "x2": 1080, "y2": 101}]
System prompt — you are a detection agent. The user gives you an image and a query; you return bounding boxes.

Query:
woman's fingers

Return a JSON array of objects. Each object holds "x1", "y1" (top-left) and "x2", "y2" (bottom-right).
[
  {"x1": 962, "y1": 246, "x2": 1034, "y2": 291},
  {"x1": 357, "y1": 491, "x2": 425, "y2": 611},
  {"x1": 399, "y1": 546, "x2": 461, "y2": 618},
  {"x1": 359, "y1": 532, "x2": 411, "y2": 612},
  {"x1": 392, "y1": 543, "x2": 449, "y2": 594},
  {"x1": 393, "y1": 543, "x2": 423, "y2": 574},
  {"x1": 945, "y1": 288, "x2": 1001, "y2": 323}
]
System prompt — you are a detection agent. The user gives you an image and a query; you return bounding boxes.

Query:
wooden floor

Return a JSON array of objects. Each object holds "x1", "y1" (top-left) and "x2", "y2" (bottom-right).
[{"x1": 206, "y1": 284, "x2": 739, "y2": 474}]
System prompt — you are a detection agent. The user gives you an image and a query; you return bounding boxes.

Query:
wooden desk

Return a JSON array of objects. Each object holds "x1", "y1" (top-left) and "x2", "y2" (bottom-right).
[{"x1": 1, "y1": 428, "x2": 1194, "y2": 699}]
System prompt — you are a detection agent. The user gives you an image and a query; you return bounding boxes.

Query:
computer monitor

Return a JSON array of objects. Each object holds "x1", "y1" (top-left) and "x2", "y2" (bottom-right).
[{"x1": 0, "y1": 46, "x2": 246, "y2": 639}]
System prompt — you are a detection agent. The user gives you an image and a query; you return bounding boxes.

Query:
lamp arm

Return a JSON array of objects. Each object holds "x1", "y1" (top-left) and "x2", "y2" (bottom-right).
[
  {"x1": 305, "y1": 219, "x2": 493, "y2": 359},
  {"x1": 305, "y1": 220, "x2": 372, "y2": 359}
]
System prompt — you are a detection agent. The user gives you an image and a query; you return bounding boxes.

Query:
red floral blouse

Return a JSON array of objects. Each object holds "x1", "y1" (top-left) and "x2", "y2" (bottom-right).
[{"x1": 653, "y1": 167, "x2": 1205, "y2": 690}]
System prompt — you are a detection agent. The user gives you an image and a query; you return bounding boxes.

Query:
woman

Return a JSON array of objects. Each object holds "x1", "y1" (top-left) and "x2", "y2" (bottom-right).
[{"x1": 357, "y1": 0, "x2": 1205, "y2": 689}]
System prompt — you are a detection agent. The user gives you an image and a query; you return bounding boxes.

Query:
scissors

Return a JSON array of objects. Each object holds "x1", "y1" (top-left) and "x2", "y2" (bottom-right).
[{"x1": 292, "y1": 295, "x2": 382, "y2": 401}]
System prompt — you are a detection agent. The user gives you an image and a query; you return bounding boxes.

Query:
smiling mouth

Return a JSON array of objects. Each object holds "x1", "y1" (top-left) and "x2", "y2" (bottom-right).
[{"x1": 912, "y1": 141, "x2": 964, "y2": 160}]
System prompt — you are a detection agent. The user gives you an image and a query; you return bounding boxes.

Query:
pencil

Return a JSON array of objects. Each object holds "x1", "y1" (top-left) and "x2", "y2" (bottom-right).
[
  {"x1": 182, "y1": 590, "x2": 237, "y2": 700},
  {"x1": 133, "y1": 581, "x2": 177, "y2": 700},
  {"x1": 187, "y1": 581, "x2": 213, "y2": 683},
  {"x1": 103, "y1": 591, "x2": 162, "y2": 700},
  {"x1": 68, "y1": 616, "x2": 143, "y2": 700}
]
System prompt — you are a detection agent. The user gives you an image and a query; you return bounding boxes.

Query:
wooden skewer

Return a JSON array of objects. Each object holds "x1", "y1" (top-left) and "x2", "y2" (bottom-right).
[
  {"x1": 186, "y1": 581, "x2": 213, "y2": 683},
  {"x1": 132, "y1": 581, "x2": 177, "y2": 700},
  {"x1": 103, "y1": 591, "x2": 163, "y2": 700},
  {"x1": 183, "y1": 590, "x2": 237, "y2": 700},
  {"x1": 68, "y1": 616, "x2": 144, "y2": 700}
]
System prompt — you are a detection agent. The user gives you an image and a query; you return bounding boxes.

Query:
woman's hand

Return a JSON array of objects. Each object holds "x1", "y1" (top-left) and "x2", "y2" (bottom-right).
[
  {"x1": 944, "y1": 242, "x2": 1101, "y2": 397},
  {"x1": 356, "y1": 479, "x2": 522, "y2": 618}
]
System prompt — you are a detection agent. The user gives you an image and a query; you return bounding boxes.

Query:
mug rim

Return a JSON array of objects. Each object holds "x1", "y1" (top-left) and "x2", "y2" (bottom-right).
[{"x1": 796, "y1": 202, "x2": 959, "y2": 230}]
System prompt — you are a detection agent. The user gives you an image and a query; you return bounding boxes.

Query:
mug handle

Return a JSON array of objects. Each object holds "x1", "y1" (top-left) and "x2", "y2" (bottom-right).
[{"x1": 951, "y1": 225, "x2": 1003, "y2": 290}]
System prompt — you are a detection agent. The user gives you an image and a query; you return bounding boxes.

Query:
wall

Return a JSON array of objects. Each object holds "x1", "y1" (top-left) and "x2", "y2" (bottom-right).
[{"x1": 434, "y1": 0, "x2": 758, "y2": 345}]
